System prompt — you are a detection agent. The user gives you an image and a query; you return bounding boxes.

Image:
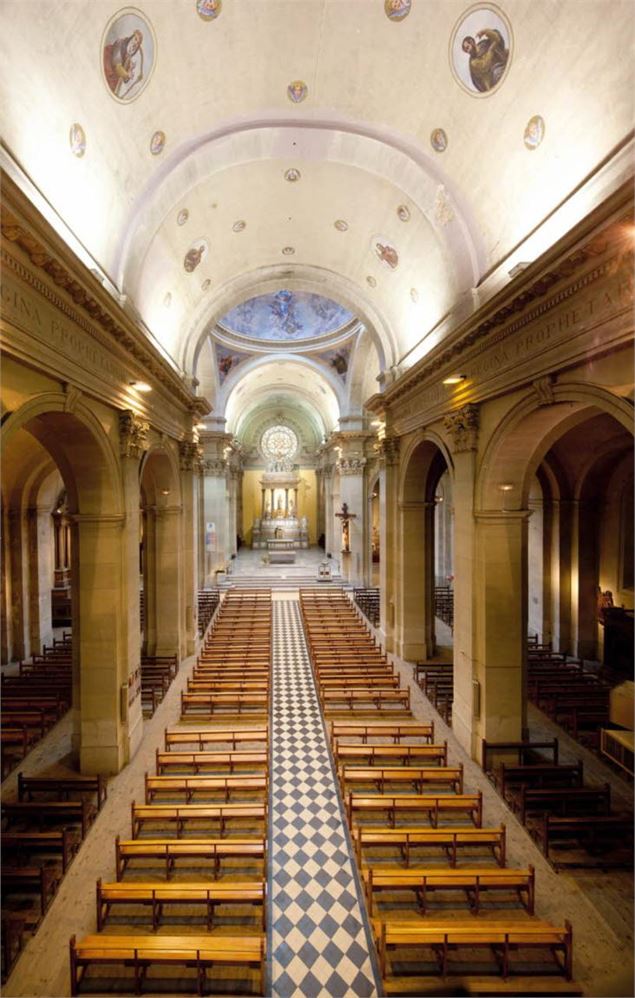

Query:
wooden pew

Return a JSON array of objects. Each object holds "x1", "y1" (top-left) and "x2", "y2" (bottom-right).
[
  {"x1": 530, "y1": 812, "x2": 634, "y2": 861},
  {"x1": 331, "y1": 721, "x2": 434, "y2": 748},
  {"x1": 164, "y1": 726, "x2": 269, "y2": 752},
  {"x1": 131, "y1": 801, "x2": 268, "y2": 838},
  {"x1": 180, "y1": 691, "x2": 269, "y2": 717},
  {"x1": 364, "y1": 864, "x2": 535, "y2": 915},
  {"x1": 18, "y1": 772, "x2": 108, "y2": 810},
  {"x1": 354, "y1": 825, "x2": 507, "y2": 868},
  {"x1": 340, "y1": 764, "x2": 463, "y2": 795},
  {"x1": 496, "y1": 762, "x2": 583, "y2": 802},
  {"x1": 516, "y1": 784, "x2": 612, "y2": 826},
  {"x1": 346, "y1": 791, "x2": 483, "y2": 829},
  {"x1": 320, "y1": 688, "x2": 411, "y2": 713},
  {"x1": 2, "y1": 865, "x2": 57, "y2": 916},
  {"x1": 69, "y1": 932, "x2": 266, "y2": 996},
  {"x1": 155, "y1": 748, "x2": 268, "y2": 774},
  {"x1": 374, "y1": 918, "x2": 573, "y2": 982},
  {"x1": 2, "y1": 827, "x2": 77, "y2": 873},
  {"x1": 334, "y1": 742, "x2": 448, "y2": 768},
  {"x1": 144, "y1": 772, "x2": 268, "y2": 804},
  {"x1": 115, "y1": 835, "x2": 267, "y2": 879},
  {"x1": 481, "y1": 738, "x2": 559, "y2": 773},
  {"x1": 96, "y1": 877, "x2": 266, "y2": 930},
  {"x1": 2, "y1": 799, "x2": 95, "y2": 839}
]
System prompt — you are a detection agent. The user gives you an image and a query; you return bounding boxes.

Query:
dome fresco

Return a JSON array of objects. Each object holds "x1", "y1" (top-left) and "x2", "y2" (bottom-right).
[{"x1": 219, "y1": 290, "x2": 354, "y2": 341}]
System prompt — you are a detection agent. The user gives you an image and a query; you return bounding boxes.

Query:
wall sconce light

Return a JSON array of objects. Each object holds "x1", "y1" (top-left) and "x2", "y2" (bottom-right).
[
  {"x1": 498, "y1": 483, "x2": 514, "y2": 492},
  {"x1": 160, "y1": 489, "x2": 171, "y2": 496},
  {"x1": 129, "y1": 380, "x2": 152, "y2": 393},
  {"x1": 435, "y1": 494, "x2": 444, "y2": 503},
  {"x1": 442, "y1": 374, "x2": 466, "y2": 385}
]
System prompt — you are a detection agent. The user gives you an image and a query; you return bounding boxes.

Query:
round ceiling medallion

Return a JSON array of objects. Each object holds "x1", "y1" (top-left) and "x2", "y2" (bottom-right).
[
  {"x1": 397, "y1": 204, "x2": 410, "y2": 222},
  {"x1": 202, "y1": 279, "x2": 211, "y2": 291},
  {"x1": 449, "y1": 5, "x2": 513, "y2": 97},
  {"x1": 184, "y1": 239, "x2": 208, "y2": 273},
  {"x1": 334, "y1": 219, "x2": 348, "y2": 231},
  {"x1": 196, "y1": 0, "x2": 222, "y2": 20},
  {"x1": 69, "y1": 123, "x2": 86, "y2": 158},
  {"x1": 524, "y1": 115, "x2": 545, "y2": 150},
  {"x1": 177, "y1": 208, "x2": 189, "y2": 226},
  {"x1": 287, "y1": 80, "x2": 307, "y2": 103},
  {"x1": 366, "y1": 276, "x2": 377, "y2": 288},
  {"x1": 101, "y1": 7, "x2": 157, "y2": 103},
  {"x1": 232, "y1": 220, "x2": 246, "y2": 232},
  {"x1": 284, "y1": 167, "x2": 301, "y2": 183},
  {"x1": 282, "y1": 246, "x2": 295, "y2": 255},
  {"x1": 385, "y1": 0, "x2": 411, "y2": 22},
  {"x1": 430, "y1": 127, "x2": 448, "y2": 152}
]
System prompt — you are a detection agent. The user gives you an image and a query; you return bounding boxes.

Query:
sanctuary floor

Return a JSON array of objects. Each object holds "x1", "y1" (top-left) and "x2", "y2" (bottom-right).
[{"x1": 2, "y1": 592, "x2": 633, "y2": 998}]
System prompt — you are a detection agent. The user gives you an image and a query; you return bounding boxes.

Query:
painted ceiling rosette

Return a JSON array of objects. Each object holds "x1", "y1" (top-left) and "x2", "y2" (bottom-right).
[{"x1": 219, "y1": 290, "x2": 354, "y2": 342}]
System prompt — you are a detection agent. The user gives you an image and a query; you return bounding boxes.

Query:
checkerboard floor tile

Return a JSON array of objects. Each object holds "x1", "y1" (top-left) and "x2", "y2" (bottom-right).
[{"x1": 270, "y1": 599, "x2": 380, "y2": 998}]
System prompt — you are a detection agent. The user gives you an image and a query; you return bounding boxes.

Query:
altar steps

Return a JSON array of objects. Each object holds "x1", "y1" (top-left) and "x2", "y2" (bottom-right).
[{"x1": 218, "y1": 573, "x2": 348, "y2": 591}]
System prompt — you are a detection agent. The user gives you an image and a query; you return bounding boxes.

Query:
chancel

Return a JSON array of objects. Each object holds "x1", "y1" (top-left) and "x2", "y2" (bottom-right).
[{"x1": 0, "y1": 2, "x2": 633, "y2": 997}]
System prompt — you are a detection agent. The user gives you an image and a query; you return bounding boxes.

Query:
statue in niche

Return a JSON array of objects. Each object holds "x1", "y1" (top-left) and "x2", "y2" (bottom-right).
[{"x1": 288, "y1": 498, "x2": 294, "y2": 515}]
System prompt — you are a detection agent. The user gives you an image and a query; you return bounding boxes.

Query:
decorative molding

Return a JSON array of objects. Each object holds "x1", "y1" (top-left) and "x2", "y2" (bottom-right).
[
  {"x1": 119, "y1": 409, "x2": 150, "y2": 459},
  {"x1": 532, "y1": 375, "x2": 556, "y2": 406},
  {"x1": 380, "y1": 435, "x2": 401, "y2": 467},
  {"x1": 63, "y1": 383, "x2": 82, "y2": 414},
  {"x1": 203, "y1": 458, "x2": 227, "y2": 478},
  {"x1": 444, "y1": 404, "x2": 479, "y2": 453},
  {"x1": 337, "y1": 457, "x2": 367, "y2": 476},
  {"x1": 178, "y1": 440, "x2": 203, "y2": 472}
]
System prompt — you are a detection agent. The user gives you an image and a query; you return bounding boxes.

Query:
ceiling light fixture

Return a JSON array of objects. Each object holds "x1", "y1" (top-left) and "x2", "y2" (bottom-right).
[
  {"x1": 129, "y1": 380, "x2": 152, "y2": 392},
  {"x1": 442, "y1": 374, "x2": 466, "y2": 385}
]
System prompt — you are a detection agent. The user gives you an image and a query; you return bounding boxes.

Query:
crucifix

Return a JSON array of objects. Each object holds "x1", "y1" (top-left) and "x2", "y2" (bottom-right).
[{"x1": 335, "y1": 502, "x2": 356, "y2": 554}]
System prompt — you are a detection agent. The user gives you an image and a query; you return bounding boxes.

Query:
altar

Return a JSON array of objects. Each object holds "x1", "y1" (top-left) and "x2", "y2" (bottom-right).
[
  {"x1": 251, "y1": 464, "x2": 308, "y2": 551},
  {"x1": 267, "y1": 539, "x2": 296, "y2": 564}
]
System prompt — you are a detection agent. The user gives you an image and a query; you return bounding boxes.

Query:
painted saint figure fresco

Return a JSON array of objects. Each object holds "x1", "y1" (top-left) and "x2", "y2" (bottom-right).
[
  {"x1": 461, "y1": 28, "x2": 509, "y2": 92},
  {"x1": 102, "y1": 10, "x2": 155, "y2": 102},
  {"x1": 450, "y1": 7, "x2": 512, "y2": 96},
  {"x1": 374, "y1": 239, "x2": 399, "y2": 269},
  {"x1": 184, "y1": 240, "x2": 208, "y2": 273}
]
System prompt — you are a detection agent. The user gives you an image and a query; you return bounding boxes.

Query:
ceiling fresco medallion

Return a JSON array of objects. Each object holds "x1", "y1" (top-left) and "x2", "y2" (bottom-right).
[
  {"x1": 385, "y1": 0, "x2": 412, "y2": 22},
  {"x1": 431, "y1": 127, "x2": 448, "y2": 152},
  {"x1": 372, "y1": 235, "x2": 399, "y2": 270},
  {"x1": 282, "y1": 246, "x2": 296, "y2": 255},
  {"x1": 177, "y1": 208, "x2": 189, "y2": 226},
  {"x1": 184, "y1": 239, "x2": 208, "y2": 273},
  {"x1": 287, "y1": 80, "x2": 308, "y2": 103},
  {"x1": 232, "y1": 220, "x2": 246, "y2": 232},
  {"x1": 524, "y1": 114, "x2": 545, "y2": 150},
  {"x1": 69, "y1": 123, "x2": 86, "y2": 158},
  {"x1": 196, "y1": 0, "x2": 222, "y2": 20},
  {"x1": 150, "y1": 130, "x2": 165, "y2": 155},
  {"x1": 220, "y1": 290, "x2": 353, "y2": 341},
  {"x1": 450, "y1": 5, "x2": 512, "y2": 96},
  {"x1": 284, "y1": 167, "x2": 301, "y2": 183},
  {"x1": 334, "y1": 219, "x2": 348, "y2": 231},
  {"x1": 102, "y1": 7, "x2": 157, "y2": 103},
  {"x1": 366, "y1": 276, "x2": 377, "y2": 288},
  {"x1": 397, "y1": 204, "x2": 411, "y2": 222}
]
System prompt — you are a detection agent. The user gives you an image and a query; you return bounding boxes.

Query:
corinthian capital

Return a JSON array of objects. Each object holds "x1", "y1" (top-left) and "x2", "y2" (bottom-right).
[
  {"x1": 179, "y1": 440, "x2": 203, "y2": 472},
  {"x1": 119, "y1": 410, "x2": 149, "y2": 459},
  {"x1": 203, "y1": 458, "x2": 228, "y2": 478},
  {"x1": 444, "y1": 404, "x2": 479, "y2": 453},
  {"x1": 380, "y1": 435, "x2": 400, "y2": 467},
  {"x1": 337, "y1": 457, "x2": 367, "y2": 476}
]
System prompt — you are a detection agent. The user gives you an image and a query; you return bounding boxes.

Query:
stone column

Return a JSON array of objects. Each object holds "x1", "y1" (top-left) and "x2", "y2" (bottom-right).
[
  {"x1": 396, "y1": 500, "x2": 431, "y2": 661},
  {"x1": 7, "y1": 508, "x2": 29, "y2": 660},
  {"x1": 179, "y1": 441, "x2": 202, "y2": 657},
  {"x1": 71, "y1": 513, "x2": 130, "y2": 774},
  {"x1": 202, "y1": 458, "x2": 229, "y2": 583},
  {"x1": 26, "y1": 504, "x2": 54, "y2": 654},
  {"x1": 154, "y1": 505, "x2": 183, "y2": 656},
  {"x1": 337, "y1": 458, "x2": 366, "y2": 587},
  {"x1": 379, "y1": 436, "x2": 399, "y2": 652},
  {"x1": 473, "y1": 510, "x2": 530, "y2": 748},
  {"x1": 119, "y1": 409, "x2": 149, "y2": 760},
  {"x1": 324, "y1": 466, "x2": 336, "y2": 558}
]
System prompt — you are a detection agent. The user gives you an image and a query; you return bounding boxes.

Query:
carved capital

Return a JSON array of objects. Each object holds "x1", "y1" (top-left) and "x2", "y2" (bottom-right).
[
  {"x1": 179, "y1": 440, "x2": 203, "y2": 472},
  {"x1": 444, "y1": 404, "x2": 479, "y2": 453},
  {"x1": 532, "y1": 375, "x2": 556, "y2": 406},
  {"x1": 380, "y1": 435, "x2": 401, "y2": 467},
  {"x1": 119, "y1": 410, "x2": 150, "y2": 460},
  {"x1": 203, "y1": 458, "x2": 227, "y2": 478},
  {"x1": 337, "y1": 457, "x2": 367, "y2": 476}
]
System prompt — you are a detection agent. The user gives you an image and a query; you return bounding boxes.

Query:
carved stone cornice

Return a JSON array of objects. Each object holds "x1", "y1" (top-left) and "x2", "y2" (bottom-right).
[
  {"x1": 179, "y1": 440, "x2": 203, "y2": 472},
  {"x1": 203, "y1": 458, "x2": 228, "y2": 478},
  {"x1": 1, "y1": 176, "x2": 209, "y2": 416},
  {"x1": 119, "y1": 410, "x2": 150, "y2": 460},
  {"x1": 532, "y1": 375, "x2": 556, "y2": 406},
  {"x1": 337, "y1": 457, "x2": 367, "y2": 476},
  {"x1": 379, "y1": 435, "x2": 401, "y2": 467},
  {"x1": 444, "y1": 404, "x2": 479, "y2": 453}
]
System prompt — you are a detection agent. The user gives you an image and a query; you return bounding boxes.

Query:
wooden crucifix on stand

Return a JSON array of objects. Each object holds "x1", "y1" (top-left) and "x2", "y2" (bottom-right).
[{"x1": 335, "y1": 502, "x2": 356, "y2": 554}]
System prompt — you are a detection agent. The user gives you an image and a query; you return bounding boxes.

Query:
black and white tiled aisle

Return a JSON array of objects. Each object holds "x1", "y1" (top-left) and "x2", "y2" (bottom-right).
[{"x1": 269, "y1": 598, "x2": 381, "y2": 998}]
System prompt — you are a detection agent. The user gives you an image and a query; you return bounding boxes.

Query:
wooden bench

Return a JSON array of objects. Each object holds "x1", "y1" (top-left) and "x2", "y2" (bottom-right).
[
  {"x1": 115, "y1": 835, "x2": 267, "y2": 879},
  {"x1": 1, "y1": 727, "x2": 30, "y2": 777},
  {"x1": 331, "y1": 722, "x2": 434, "y2": 748},
  {"x1": 364, "y1": 865, "x2": 535, "y2": 915},
  {"x1": 496, "y1": 762, "x2": 583, "y2": 802},
  {"x1": 340, "y1": 764, "x2": 463, "y2": 795},
  {"x1": 321, "y1": 689, "x2": 411, "y2": 713},
  {"x1": 131, "y1": 801, "x2": 268, "y2": 838},
  {"x1": 374, "y1": 918, "x2": 572, "y2": 982},
  {"x1": 2, "y1": 799, "x2": 95, "y2": 838},
  {"x1": 164, "y1": 726, "x2": 269, "y2": 752},
  {"x1": 346, "y1": 791, "x2": 482, "y2": 829},
  {"x1": 482, "y1": 738, "x2": 559, "y2": 772},
  {"x1": 354, "y1": 825, "x2": 506, "y2": 868},
  {"x1": 2, "y1": 865, "x2": 57, "y2": 916},
  {"x1": 18, "y1": 772, "x2": 108, "y2": 809},
  {"x1": 335, "y1": 743, "x2": 447, "y2": 768},
  {"x1": 2, "y1": 827, "x2": 77, "y2": 873},
  {"x1": 530, "y1": 813, "x2": 634, "y2": 860},
  {"x1": 186, "y1": 680, "x2": 270, "y2": 694},
  {"x1": 144, "y1": 772, "x2": 268, "y2": 804},
  {"x1": 515, "y1": 784, "x2": 612, "y2": 826},
  {"x1": 69, "y1": 932, "x2": 265, "y2": 996},
  {"x1": 155, "y1": 748, "x2": 268, "y2": 774},
  {"x1": 96, "y1": 877, "x2": 266, "y2": 930},
  {"x1": 319, "y1": 675, "x2": 400, "y2": 689},
  {"x1": 181, "y1": 692, "x2": 269, "y2": 717}
]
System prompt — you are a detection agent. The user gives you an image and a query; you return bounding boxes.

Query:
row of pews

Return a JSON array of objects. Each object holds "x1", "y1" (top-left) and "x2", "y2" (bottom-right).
[
  {"x1": 483, "y1": 738, "x2": 633, "y2": 868},
  {"x1": 1, "y1": 772, "x2": 106, "y2": 980},
  {"x1": 1, "y1": 633, "x2": 72, "y2": 778},
  {"x1": 434, "y1": 585, "x2": 454, "y2": 630},
  {"x1": 300, "y1": 590, "x2": 580, "y2": 995},
  {"x1": 140, "y1": 654, "x2": 178, "y2": 718},
  {"x1": 415, "y1": 660, "x2": 453, "y2": 724},
  {"x1": 197, "y1": 588, "x2": 220, "y2": 637},
  {"x1": 68, "y1": 589, "x2": 271, "y2": 996},
  {"x1": 353, "y1": 587, "x2": 380, "y2": 626},
  {"x1": 527, "y1": 637, "x2": 611, "y2": 745}
]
